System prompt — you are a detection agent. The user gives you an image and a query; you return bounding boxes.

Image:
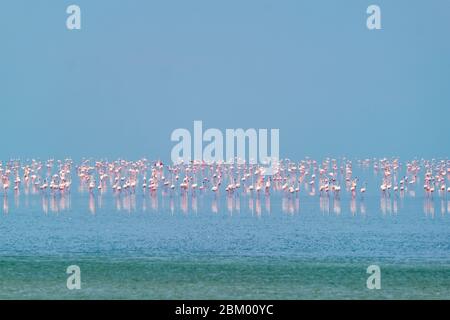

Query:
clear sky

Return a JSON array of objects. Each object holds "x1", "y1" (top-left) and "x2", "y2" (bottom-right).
[{"x1": 1, "y1": 0, "x2": 449, "y2": 161}]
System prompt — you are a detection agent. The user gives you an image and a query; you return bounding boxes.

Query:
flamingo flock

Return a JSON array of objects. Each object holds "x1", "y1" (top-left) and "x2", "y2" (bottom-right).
[{"x1": 0, "y1": 157, "x2": 449, "y2": 214}]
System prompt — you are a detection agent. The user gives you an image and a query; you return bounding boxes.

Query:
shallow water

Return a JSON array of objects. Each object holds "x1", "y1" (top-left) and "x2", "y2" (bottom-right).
[{"x1": 0, "y1": 166, "x2": 449, "y2": 299}]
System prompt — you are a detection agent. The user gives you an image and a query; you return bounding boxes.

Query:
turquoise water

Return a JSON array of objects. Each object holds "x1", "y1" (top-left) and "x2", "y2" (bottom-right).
[
  {"x1": 1, "y1": 191, "x2": 449, "y2": 299},
  {"x1": 1, "y1": 256, "x2": 449, "y2": 299},
  {"x1": 1, "y1": 163, "x2": 450, "y2": 299}
]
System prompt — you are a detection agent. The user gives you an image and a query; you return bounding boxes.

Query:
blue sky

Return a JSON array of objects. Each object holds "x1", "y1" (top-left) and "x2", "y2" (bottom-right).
[{"x1": 1, "y1": 0, "x2": 449, "y2": 161}]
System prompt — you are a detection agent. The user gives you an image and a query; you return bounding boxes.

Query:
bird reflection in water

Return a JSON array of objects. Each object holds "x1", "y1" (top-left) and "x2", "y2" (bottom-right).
[
  {"x1": 89, "y1": 193, "x2": 96, "y2": 214},
  {"x1": 333, "y1": 198, "x2": 341, "y2": 215},
  {"x1": 3, "y1": 194, "x2": 8, "y2": 214},
  {"x1": 424, "y1": 198, "x2": 435, "y2": 217}
]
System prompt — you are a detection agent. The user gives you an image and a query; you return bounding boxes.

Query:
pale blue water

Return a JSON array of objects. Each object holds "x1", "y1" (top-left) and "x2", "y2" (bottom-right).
[{"x1": 0, "y1": 168, "x2": 449, "y2": 299}]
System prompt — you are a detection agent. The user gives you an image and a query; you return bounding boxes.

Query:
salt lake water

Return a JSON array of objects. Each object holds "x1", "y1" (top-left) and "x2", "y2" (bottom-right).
[{"x1": 0, "y1": 163, "x2": 449, "y2": 299}]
